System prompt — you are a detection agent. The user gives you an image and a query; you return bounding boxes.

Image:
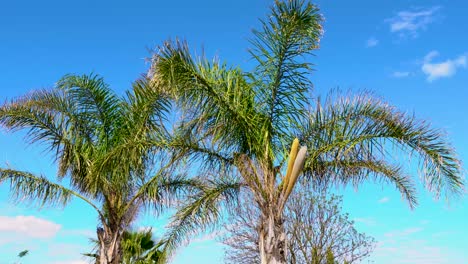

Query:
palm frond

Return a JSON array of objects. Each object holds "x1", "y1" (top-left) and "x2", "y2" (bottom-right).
[
  {"x1": 308, "y1": 159, "x2": 417, "y2": 208},
  {"x1": 137, "y1": 173, "x2": 203, "y2": 216},
  {"x1": 250, "y1": 0, "x2": 323, "y2": 154},
  {"x1": 157, "y1": 179, "x2": 243, "y2": 263},
  {"x1": 56, "y1": 73, "x2": 122, "y2": 142},
  {"x1": 0, "y1": 168, "x2": 103, "y2": 213},
  {"x1": 302, "y1": 93, "x2": 463, "y2": 204},
  {"x1": 168, "y1": 126, "x2": 235, "y2": 172},
  {"x1": 151, "y1": 40, "x2": 263, "y2": 156},
  {"x1": 0, "y1": 83, "x2": 107, "y2": 198},
  {"x1": 0, "y1": 168, "x2": 72, "y2": 206},
  {"x1": 0, "y1": 89, "x2": 80, "y2": 154},
  {"x1": 120, "y1": 76, "x2": 170, "y2": 139}
]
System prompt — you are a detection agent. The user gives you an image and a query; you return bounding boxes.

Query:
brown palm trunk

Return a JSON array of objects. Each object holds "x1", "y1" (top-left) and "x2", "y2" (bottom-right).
[
  {"x1": 258, "y1": 207, "x2": 287, "y2": 264},
  {"x1": 97, "y1": 227, "x2": 122, "y2": 264}
]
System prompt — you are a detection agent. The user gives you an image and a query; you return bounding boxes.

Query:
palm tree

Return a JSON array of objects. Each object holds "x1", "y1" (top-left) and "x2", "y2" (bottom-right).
[
  {"x1": 121, "y1": 229, "x2": 164, "y2": 263},
  {"x1": 86, "y1": 229, "x2": 164, "y2": 264},
  {"x1": 149, "y1": 0, "x2": 463, "y2": 263},
  {"x1": 0, "y1": 74, "x2": 198, "y2": 264}
]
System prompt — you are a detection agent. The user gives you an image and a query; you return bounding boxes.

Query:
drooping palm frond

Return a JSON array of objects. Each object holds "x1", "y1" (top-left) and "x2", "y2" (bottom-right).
[
  {"x1": 0, "y1": 88, "x2": 85, "y2": 163},
  {"x1": 167, "y1": 125, "x2": 235, "y2": 174},
  {"x1": 56, "y1": 73, "x2": 121, "y2": 141},
  {"x1": 301, "y1": 93, "x2": 462, "y2": 207},
  {"x1": 0, "y1": 168, "x2": 104, "y2": 216},
  {"x1": 311, "y1": 159, "x2": 417, "y2": 208},
  {"x1": 0, "y1": 81, "x2": 109, "y2": 198},
  {"x1": 157, "y1": 179, "x2": 243, "y2": 264},
  {"x1": 0, "y1": 168, "x2": 71, "y2": 206},
  {"x1": 133, "y1": 171, "x2": 203, "y2": 216}
]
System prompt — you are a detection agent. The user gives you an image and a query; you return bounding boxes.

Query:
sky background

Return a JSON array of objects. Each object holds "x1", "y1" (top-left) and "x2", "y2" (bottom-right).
[{"x1": 0, "y1": 0, "x2": 467, "y2": 263}]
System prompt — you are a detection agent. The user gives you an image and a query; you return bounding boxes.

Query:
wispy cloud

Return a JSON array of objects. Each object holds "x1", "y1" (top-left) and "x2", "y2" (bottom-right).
[
  {"x1": 385, "y1": 227, "x2": 423, "y2": 238},
  {"x1": 432, "y1": 231, "x2": 455, "y2": 238},
  {"x1": 354, "y1": 217, "x2": 377, "y2": 227},
  {"x1": 366, "y1": 37, "x2": 379, "y2": 47},
  {"x1": 61, "y1": 228, "x2": 94, "y2": 238},
  {"x1": 386, "y1": 6, "x2": 441, "y2": 37},
  {"x1": 371, "y1": 228, "x2": 465, "y2": 264},
  {"x1": 378, "y1": 197, "x2": 390, "y2": 203},
  {"x1": 0, "y1": 215, "x2": 61, "y2": 239},
  {"x1": 373, "y1": 241, "x2": 450, "y2": 264},
  {"x1": 421, "y1": 51, "x2": 467, "y2": 82},
  {"x1": 392, "y1": 71, "x2": 411, "y2": 78},
  {"x1": 48, "y1": 243, "x2": 86, "y2": 258}
]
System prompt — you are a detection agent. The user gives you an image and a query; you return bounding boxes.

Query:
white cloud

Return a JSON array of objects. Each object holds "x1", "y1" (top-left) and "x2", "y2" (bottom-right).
[
  {"x1": 378, "y1": 197, "x2": 390, "y2": 203},
  {"x1": 353, "y1": 217, "x2": 377, "y2": 227},
  {"x1": 0, "y1": 215, "x2": 61, "y2": 238},
  {"x1": 366, "y1": 37, "x2": 379, "y2": 47},
  {"x1": 421, "y1": 51, "x2": 467, "y2": 82},
  {"x1": 385, "y1": 227, "x2": 423, "y2": 238},
  {"x1": 424, "y1": 50, "x2": 439, "y2": 62},
  {"x1": 48, "y1": 243, "x2": 86, "y2": 258},
  {"x1": 386, "y1": 6, "x2": 440, "y2": 37},
  {"x1": 373, "y1": 241, "x2": 449, "y2": 264},
  {"x1": 370, "y1": 228, "x2": 466, "y2": 264},
  {"x1": 61, "y1": 228, "x2": 95, "y2": 238},
  {"x1": 392, "y1": 71, "x2": 410, "y2": 78}
]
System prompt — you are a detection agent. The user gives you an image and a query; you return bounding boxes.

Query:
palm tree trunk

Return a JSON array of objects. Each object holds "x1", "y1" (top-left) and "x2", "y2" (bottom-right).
[
  {"x1": 97, "y1": 227, "x2": 123, "y2": 264},
  {"x1": 258, "y1": 208, "x2": 287, "y2": 264}
]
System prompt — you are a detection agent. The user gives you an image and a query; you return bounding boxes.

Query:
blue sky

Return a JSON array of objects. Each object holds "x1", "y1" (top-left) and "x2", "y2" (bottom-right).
[{"x1": 0, "y1": 0, "x2": 467, "y2": 263}]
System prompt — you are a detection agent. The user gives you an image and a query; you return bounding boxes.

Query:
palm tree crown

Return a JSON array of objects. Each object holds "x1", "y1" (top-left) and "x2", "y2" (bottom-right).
[
  {"x1": 149, "y1": 0, "x2": 463, "y2": 263},
  {"x1": 0, "y1": 74, "x2": 197, "y2": 264}
]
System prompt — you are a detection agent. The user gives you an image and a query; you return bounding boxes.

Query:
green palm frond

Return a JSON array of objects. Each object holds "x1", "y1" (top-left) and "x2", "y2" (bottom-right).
[
  {"x1": 151, "y1": 40, "x2": 262, "y2": 156},
  {"x1": 250, "y1": 0, "x2": 323, "y2": 155},
  {"x1": 0, "y1": 80, "x2": 104, "y2": 196},
  {"x1": 0, "y1": 168, "x2": 72, "y2": 207},
  {"x1": 136, "y1": 172, "x2": 203, "y2": 215},
  {"x1": 168, "y1": 126, "x2": 235, "y2": 173},
  {"x1": 302, "y1": 93, "x2": 462, "y2": 205},
  {"x1": 121, "y1": 229, "x2": 156, "y2": 262},
  {"x1": 310, "y1": 159, "x2": 417, "y2": 208},
  {"x1": 121, "y1": 76, "x2": 170, "y2": 138},
  {"x1": 157, "y1": 179, "x2": 243, "y2": 263},
  {"x1": 0, "y1": 89, "x2": 80, "y2": 153},
  {"x1": 0, "y1": 168, "x2": 103, "y2": 214},
  {"x1": 56, "y1": 73, "x2": 121, "y2": 138}
]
